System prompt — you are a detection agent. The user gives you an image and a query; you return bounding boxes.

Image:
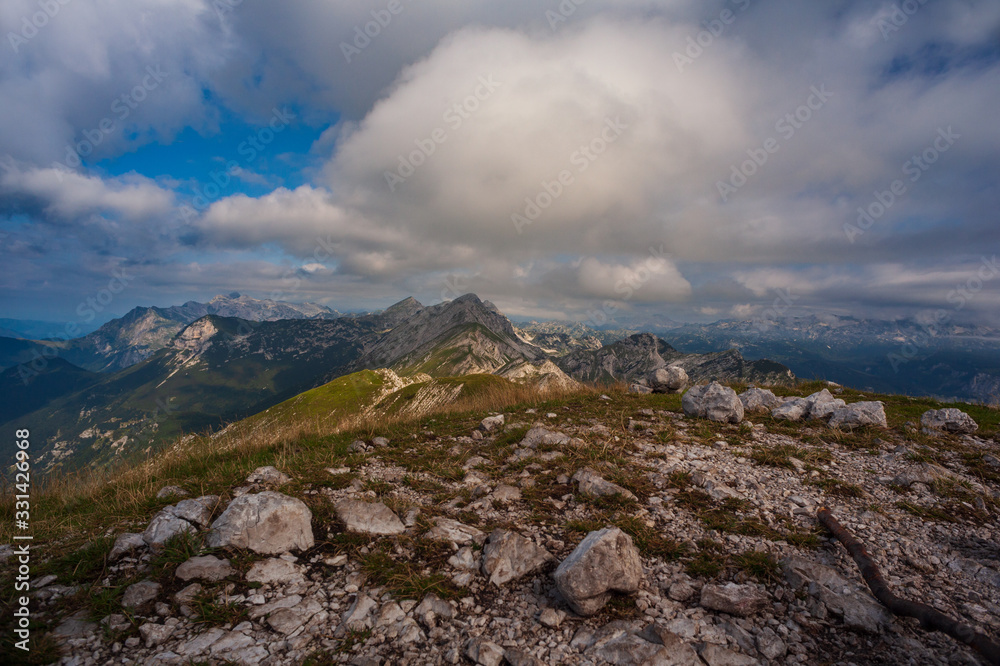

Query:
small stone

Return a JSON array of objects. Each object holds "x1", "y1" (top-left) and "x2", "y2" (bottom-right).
[
  {"x1": 156, "y1": 486, "x2": 188, "y2": 500},
  {"x1": 668, "y1": 579, "x2": 697, "y2": 602},
  {"x1": 480, "y1": 414, "x2": 505, "y2": 432},
  {"x1": 175, "y1": 555, "x2": 235, "y2": 582},
  {"x1": 426, "y1": 517, "x2": 484, "y2": 545},
  {"x1": 139, "y1": 623, "x2": 174, "y2": 648},
  {"x1": 245, "y1": 466, "x2": 291, "y2": 485},
  {"x1": 109, "y1": 533, "x2": 146, "y2": 561},
  {"x1": 700, "y1": 582, "x2": 768, "y2": 617},
  {"x1": 491, "y1": 484, "x2": 522, "y2": 503},
  {"x1": 572, "y1": 467, "x2": 637, "y2": 500},
  {"x1": 245, "y1": 558, "x2": 305, "y2": 585},
  {"x1": 538, "y1": 607, "x2": 565, "y2": 628},
  {"x1": 481, "y1": 529, "x2": 554, "y2": 586},
  {"x1": 466, "y1": 637, "x2": 504, "y2": 666},
  {"x1": 122, "y1": 580, "x2": 161, "y2": 609},
  {"x1": 415, "y1": 593, "x2": 455, "y2": 628},
  {"x1": 174, "y1": 583, "x2": 203, "y2": 605}
]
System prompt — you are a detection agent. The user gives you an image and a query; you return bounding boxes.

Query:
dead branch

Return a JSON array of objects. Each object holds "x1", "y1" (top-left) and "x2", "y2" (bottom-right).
[{"x1": 817, "y1": 506, "x2": 1000, "y2": 665}]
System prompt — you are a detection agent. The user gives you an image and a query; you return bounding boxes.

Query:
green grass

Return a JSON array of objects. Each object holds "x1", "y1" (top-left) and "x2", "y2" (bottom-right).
[
  {"x1": 810, "y1": 478, "x2": 866, "y2": 498},
  {"x1": 750, "y1": 444, "x2": 833, "y2": 469},
  {"x1": 360, "y1": 551, "x2": 464, "y2": 600}
]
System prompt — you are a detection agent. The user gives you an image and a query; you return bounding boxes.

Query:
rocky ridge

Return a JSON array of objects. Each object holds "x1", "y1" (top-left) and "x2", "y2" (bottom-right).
[{"x1": 17, "y1": 385, "x2": 1000, "y2": 666}]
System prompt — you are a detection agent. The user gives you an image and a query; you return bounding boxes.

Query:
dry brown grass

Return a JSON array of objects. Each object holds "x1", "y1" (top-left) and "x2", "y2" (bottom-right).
[{"x1": 0, "y1": 378, "x2": 592, "y2": 548}]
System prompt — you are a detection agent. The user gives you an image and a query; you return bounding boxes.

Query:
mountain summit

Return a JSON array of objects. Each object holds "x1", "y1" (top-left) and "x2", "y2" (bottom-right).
[{"x1": 0, "y1": 294, "x2": 794, "y2": 472}]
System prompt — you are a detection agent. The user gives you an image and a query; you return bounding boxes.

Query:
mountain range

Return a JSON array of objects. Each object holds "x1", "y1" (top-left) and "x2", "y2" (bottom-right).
[
  {"x1": 518, "y1": 314, "x2": 1000, "y2": 404},
  {"x1": 0, "y1": 294, "x2": 791, "y2": 474}
]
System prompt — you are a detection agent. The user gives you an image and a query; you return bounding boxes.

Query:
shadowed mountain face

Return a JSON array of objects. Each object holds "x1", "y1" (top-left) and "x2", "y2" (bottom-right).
[
  {"x1": 0, "y1": 294, "x2": 346, "y2": 375},
  {"x1": 1, "y1": 295, "x2": 793, "y2": 474}
]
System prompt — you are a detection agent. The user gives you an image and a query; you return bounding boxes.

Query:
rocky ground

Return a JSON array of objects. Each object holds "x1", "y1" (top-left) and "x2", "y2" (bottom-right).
[{"x1": 6, "y1": 384, "x2": 1000, "y2": 666}]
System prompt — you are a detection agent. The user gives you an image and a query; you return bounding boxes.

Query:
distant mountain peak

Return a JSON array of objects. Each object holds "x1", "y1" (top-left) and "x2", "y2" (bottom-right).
[{"x1": 385, "y1": 296, "x2": 424, "y2": 312}]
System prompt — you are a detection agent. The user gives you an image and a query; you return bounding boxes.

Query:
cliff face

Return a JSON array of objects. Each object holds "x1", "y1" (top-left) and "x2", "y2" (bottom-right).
[{"x1": 353, "y1": 294, "x2": 547, "y2": 376}]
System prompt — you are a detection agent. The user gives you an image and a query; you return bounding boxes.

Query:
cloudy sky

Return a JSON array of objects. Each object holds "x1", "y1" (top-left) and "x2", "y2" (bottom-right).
[{"x1": 2, "y1": 0, "x2": 999, "y2": 328}]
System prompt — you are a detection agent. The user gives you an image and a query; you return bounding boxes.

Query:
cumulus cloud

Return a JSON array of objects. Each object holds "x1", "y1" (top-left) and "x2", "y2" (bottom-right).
[
  {"x1": 1, "y1": 163, "x2": 175, "y2": 220},
  {"x1": 2, "y1": 0, "x2": 1000, "y2": 323}
]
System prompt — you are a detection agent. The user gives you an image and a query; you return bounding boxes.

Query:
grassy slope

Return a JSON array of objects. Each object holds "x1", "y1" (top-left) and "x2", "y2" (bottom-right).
[
  {"x1": 1, "y1": 377, "x2": 997, "y2": 662},
  {"x1": 393, "y1": 323, "x2": 522, "y2": 377}
]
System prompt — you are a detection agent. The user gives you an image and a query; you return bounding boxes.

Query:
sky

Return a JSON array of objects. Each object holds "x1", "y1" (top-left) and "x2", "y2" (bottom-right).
[{"x1": 1, "y1": 0, "x2": 999, "y2": 329}]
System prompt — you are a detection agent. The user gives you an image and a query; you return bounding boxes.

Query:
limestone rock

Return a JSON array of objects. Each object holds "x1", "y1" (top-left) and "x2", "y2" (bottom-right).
[
  {"x1": 698, "y1": 644, "x2": 760, "y2": 665},
  {"x1": 175, "y1": 555, "x2": 235, "y2": 582},
  {"x1": 481, "y1": 529, "x2": 554, "y2": 586},
  {"x1": 480, "y1": 414, "x2": 505, "y2": 432},
  {"x1": 109, "y1": 532, "x2": 146, "y2": 561},
  {"x1": 682, "y1": 382, "x2": 744, "y2": 424},
  {"x1": 338, "y1": 594, "x2": 378, "y2": 634},
  {"x1": 891, "y1": 462, "x2": 951, "y2": 488},
  {"x1": 142, "y1": 511, "x2": 196, "y2": 549},
  {"x1": 156, "y1": 486, "x2": 188, "y2": 500},
  {"x1": 206, "y1": 491, "x2": 314, "y2": 554},
  {"x1": 122, "y1": 580, "x2": 161, "y2": 609},
  {"x1": 246, "y1": 465, "x2": 291, "y2": 486},
  {"x1": 921, "y1": 408, "x2": 978, "y2": 434},
  {"x1": 772, "y1": 398, "x2": 810, "y2": 422},
  {"x1": 572, "y1": 468, "x2": 637, "y2": 500},
  {"x1": 492, "y1": 484, "x2": 522, "y2": 503},
  {"x1": 139, "y1": 623, "x2": 175, "y2": 648},
  {"x1": 466, "y1": 637, "x2": 505, "y2": 666},
  {"x1": 169, "y1": 496, "x2": 219, "y2": 527},
  {"x1": 426, "y1": 517, "x2": 484, "y2": 545},
  {"x1": 828, "y1": 401, "x2": 887, "y2": 429},
  {"x1": 51, "y1": 611, "x2": 97, "y2": 641},
  {"x1": 245, "y1": 558, "x2": 305, "y2": 585},
  {"x1": 806, "y1": 389, "x2": 847, "y2": 420},
  {"x1": 739, "y1": 388, "x2": 781, "y2": 414},
  {"x1": 699, "y1": 582, "x2": 768, "y2": 617},
  {"x1": 650, "y1": 366, "x2": 688, "y2": 394},
  {"x1": 414, "y1": 593, "x2": 454, "y2": 628},
  {"x1": 637, "y1": 623, "x2": 704, "y2": 665},
  {"x1": 782, "y1": 556, "x2": 891, "y2": 633},
  {"x1": 553, "y1": 527, "x2": 642, "y2": 616},
  {"x1": 335, "y1": 499, "x2": 405, "y2": 536}
]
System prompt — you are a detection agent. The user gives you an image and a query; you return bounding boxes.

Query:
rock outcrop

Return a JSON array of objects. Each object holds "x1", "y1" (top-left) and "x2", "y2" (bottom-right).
[
  {"x1": 206, "y1": 492, "x2": 314, "y2": 554},
  {"x1": 682, "y1": 382, "x2": 745, "y2": 424},
  {"x1": 921, "y1": 408, "x2": 978, "y2": 434},
  {"x1": 553, "y1": 527, "x2": 643, "y2": 616}
]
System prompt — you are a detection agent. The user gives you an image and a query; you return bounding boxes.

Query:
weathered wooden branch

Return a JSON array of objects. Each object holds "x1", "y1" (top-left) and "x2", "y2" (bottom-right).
[{"x1": 817, "y1": 506, "x2": 1000, "y2": 665}]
